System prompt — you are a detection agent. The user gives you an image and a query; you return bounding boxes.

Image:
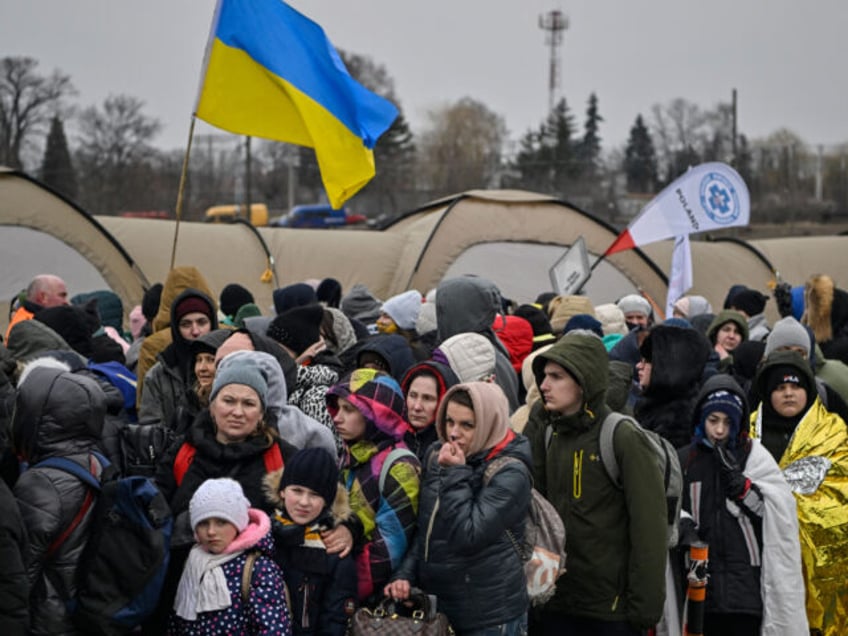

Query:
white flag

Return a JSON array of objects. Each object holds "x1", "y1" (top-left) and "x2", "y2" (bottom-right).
[
  {"x1": 665, "y1": 234, "x2": 693, "y2": 318},
  {"x1": 606, "y1": 162, "x2": 749, "y2": 255}
]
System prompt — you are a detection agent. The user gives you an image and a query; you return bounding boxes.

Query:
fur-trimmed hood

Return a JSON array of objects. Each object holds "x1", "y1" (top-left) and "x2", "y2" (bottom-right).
[
  {"x1": 804, "y1": 274, "x2": 848, "y2": 343},
  {"x1": 262, "y1": 468, "x2": 352, "y2": 527}
]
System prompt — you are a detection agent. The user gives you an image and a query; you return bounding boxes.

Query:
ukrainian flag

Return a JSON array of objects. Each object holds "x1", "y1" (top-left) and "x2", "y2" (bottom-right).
[{"x1": 196, "y1": 0, "x2": 399, "y2": 208}]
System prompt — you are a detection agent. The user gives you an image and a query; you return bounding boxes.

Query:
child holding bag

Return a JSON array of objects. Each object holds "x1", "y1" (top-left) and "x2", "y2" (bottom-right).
[{"x1": 169, "y1": 478, "x2": 291, "y2": 635}]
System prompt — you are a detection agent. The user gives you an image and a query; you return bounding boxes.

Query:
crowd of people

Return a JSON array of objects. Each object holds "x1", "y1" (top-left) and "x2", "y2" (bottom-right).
[{"x1": 1, "y1": 268, "x2": 847, "y2": 636}]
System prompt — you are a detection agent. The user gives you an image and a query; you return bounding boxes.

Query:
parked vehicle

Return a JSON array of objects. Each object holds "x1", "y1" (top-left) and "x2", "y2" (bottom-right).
[
  {"x1": 271, "y1": 204, "x2": 367, "y2": 229},
  {"x1": 205, "y1": 203, "x2": 269, "y2": 226}
]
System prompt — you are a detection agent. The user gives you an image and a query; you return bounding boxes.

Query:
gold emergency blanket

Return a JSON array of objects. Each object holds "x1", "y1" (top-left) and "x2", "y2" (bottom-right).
[{"x1": 779, "y1": 399, "x2": 848, "y2": 636}]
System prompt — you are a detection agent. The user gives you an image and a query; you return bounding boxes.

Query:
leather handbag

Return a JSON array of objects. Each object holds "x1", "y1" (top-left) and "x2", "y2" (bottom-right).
[{"x1": 349, "y1": 588, "x2": 454, "y2": 635}]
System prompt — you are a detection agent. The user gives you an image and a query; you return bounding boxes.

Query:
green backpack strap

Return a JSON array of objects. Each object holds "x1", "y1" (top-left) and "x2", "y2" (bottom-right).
[
  {"x1": 598, "y1": 412, "x2": 633, "y2": 488},
  {"x1": 378, "y1": 447, "x2": 417, "y2": 493}
]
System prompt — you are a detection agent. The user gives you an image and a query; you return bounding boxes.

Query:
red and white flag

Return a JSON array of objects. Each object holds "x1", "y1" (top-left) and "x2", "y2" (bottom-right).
[{"x1": 605, "y1": 162, "x2": 750, "y2": 256}]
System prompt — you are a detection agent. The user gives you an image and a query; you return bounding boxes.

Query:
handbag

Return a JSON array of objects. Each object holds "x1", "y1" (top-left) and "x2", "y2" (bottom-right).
[{"x1": 349, "y1": 588, "x2": 454, "y2": 636}]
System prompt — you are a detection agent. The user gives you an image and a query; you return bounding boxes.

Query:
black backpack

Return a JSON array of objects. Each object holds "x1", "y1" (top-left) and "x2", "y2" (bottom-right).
[{"x1": 36, "y1": 451, "x2": 173, "y2": 634}]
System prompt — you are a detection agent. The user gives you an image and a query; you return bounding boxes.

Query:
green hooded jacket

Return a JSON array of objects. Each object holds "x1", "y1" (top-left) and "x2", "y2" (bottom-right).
[{"x1": 524, "y1": 333, "x2": 666, "y2": 628}]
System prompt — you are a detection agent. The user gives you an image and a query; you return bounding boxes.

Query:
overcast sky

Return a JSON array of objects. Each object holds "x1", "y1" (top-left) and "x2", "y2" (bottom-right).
[{"x1": 3, "y1": 0, "x2": 848, "y2": 155}]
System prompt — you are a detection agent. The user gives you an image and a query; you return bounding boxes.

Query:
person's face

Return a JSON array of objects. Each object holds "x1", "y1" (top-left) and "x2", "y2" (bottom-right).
[
  {"x1": 624, "y1": 312, "x2": 649, "y2": 328},
  {"x1": 704, "y1": 411, "x2": 731, "y2": 444},
  {"x1": 194, "y1": 352, "x2": 216, "y2": 389},
  {"x1": 38, "y1": 278, "x2": 69, "y2": 308},
  {"x1": 375, "y1": 312, "x2": 398, "y2": 334},
  {"x1": 178, "y1": 311, "x2": 212, "y2": 341},
  {"x1": 282, "y1": 485, "x2": 326, "y2": 525},
  {"x1": 215, "y1": 332, "x2": 255, "y2": 365},
  {"x1": 539, "y1": 361, "x2": 583, "y2": 415},
  {"x1": 770, "y1": 382, "x2": 807, "y2": 418},
  {"x1": 443, "y1": 400, "x2": 475, "y2": 454},
  {"x1": 406, "y1": 375, "x2": 439, "y2": 430},
  {"x1": 636, "y1": 358, "x2": 652, "y2": 389},
  {"x1": 211, "y1": 384, "x2": 263, "y2": 443},
  {"x1": 195, "y1": 517, "x2": 239, "y2": 554},
  {"x1": 774, "y1": 345, "x2": 809, "y2": 360},
  {"x1": 333, "y1": 397, "x2": 367, "y2": 443},
  {"x1": 716, "y1": 322, "x2": 743, "y2": 351}
]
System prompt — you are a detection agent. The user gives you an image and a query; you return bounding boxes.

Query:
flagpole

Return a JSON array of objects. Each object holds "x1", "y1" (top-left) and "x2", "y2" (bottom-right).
[{"x1": 170, "y1": 116, "x2": 198, "y2": 271}]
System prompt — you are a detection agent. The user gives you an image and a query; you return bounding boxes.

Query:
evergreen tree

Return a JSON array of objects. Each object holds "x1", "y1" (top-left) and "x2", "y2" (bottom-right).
[
  {"x1": 577, "y1": 92, "x2": 603, "y2": 179},
  {"x1": 543, "y1": 97, "x2": 578, "y2": 192},
  {"x1": 39, "y1": 115, "x2": 77, "y2": 200},
  {"x1": 623, "y1": 114, "x2": 658, "y2": 193}
]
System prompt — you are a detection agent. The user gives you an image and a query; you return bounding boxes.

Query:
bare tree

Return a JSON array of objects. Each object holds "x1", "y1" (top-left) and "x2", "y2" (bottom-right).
[
  {"x1": 0, "y1": 56, "x2": 74, "y2": 169},
  {"x1": 75, "y1": 94, "x2": 162, "y2": 214},
  {"x1": 418, "y1": 97, "x2": 507, "y2": 196}
]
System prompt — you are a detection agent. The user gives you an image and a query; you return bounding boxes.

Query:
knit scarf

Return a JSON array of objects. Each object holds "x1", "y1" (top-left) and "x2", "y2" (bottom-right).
[{"x1": 174, "y1": 545, "x2": 241, "y2": 620}]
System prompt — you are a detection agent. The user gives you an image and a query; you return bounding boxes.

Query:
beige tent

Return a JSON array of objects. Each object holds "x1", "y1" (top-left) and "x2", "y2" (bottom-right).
[{"x1": 3, "y1": 169, "x2": 848, "y2": 331}]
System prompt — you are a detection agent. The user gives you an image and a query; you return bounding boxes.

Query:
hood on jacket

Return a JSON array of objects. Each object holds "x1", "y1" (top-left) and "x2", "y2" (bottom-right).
[
  {"x1": 639, "y1": 325, "x2": 711, "y2": 396},
  {"x1": 401, "y1": 360, "x2": 460, "y2": 400},
  {"x1": 12, "y1": 358, "x2": 106, "y2": 462},
  {"x1": 803, "y1": 273, "x2": 848, "y2": 343},
  {"x1": 326, "y1": 368, "x2": 407, "y2": 443},
  {"x1": 520, "y1": 344, "x2": 554, "y2": 408},
  {"x1": 691, "y1": 373, "x2": 751, "y2": 449},
  {"x1": 435, "y1": 332, "x2": 496, "y2": 383},
  {"x1": 340, "y1": 283, "x2": 382, "y2": 325},
  {"x1": 532, "y1": 332, "x2": 609, "y2": 415},
  {"x1": 168, "y1": 288, "x2": 218, "y2": 346},
  {"x1": 753, "y1": 349, "x2": 816, "y2": 414},
  {"x1": 323, "y1": 307, "x2": 358, "y2": 356},
  {"x1": 6, "y1": 319, "x2": 72, "y2": 362},
  {"x1": 493, "y1": 314, "x2": 534, "y2": 374},
  {"x1": 707, "y1": 309, "x2": 750, "y2": 344},
  {"x1": 355, "y1": 334, "x2": 415, "y2": 383},
  {"x1": 436, "y1": 381, "x2": 512, "y2": 458},
  {"x1": 152, "y1": 266, "x2": 216, "y2": 335},
  {"x1": 436, "y1": 276, "x2": 510, "y2": 358}
]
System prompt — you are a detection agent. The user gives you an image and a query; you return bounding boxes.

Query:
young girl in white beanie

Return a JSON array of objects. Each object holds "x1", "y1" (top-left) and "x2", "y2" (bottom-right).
[{"x1": 169, "y1": 477, "x2": 291, "y2": 635}]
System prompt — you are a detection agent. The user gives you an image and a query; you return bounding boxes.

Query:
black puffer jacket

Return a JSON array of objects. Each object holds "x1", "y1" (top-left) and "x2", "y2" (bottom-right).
[
  {"x1": 635, "y1": 325, "x2": 712, "y2": 448},
  {"x1": 12, "y1": 361, "x2": 107, "y2": 636},
  {"x1": 0, "y1": 477, "x2": 28, "y2": 635},
  {"x1": 393, "y1": 384, "x2": 531, "y2": 633}
]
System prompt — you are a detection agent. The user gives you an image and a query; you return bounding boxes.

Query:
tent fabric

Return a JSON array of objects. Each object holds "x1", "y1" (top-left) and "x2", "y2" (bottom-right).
[
  {"x1": 3, "y1": 169, "x2": 848, "y2": 333},
  {"x1": 0, "y1": 168, "x2": 149, "y2": 324}
]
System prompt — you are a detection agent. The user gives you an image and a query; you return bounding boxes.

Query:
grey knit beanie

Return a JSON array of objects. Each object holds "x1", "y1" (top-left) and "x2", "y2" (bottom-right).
[
  {"x1": 210, "y1": 354, "x2": 268, "y2": 406},
  {"x1": 764, "y1": 316, "x2": 812, "y2": 359}
]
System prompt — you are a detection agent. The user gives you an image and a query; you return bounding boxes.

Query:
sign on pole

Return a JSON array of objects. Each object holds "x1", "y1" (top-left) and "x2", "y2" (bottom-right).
[{"x1": 549, "y1": 236, "x2": 590, "y2": 296}]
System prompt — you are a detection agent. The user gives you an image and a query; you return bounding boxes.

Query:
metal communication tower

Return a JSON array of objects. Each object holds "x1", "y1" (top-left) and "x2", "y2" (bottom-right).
[{"x1": 539, "y1": 9, "x2": 569, "y2": 114}]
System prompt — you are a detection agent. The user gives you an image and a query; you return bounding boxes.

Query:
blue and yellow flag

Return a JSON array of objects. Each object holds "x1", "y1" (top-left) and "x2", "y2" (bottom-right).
[{"x1": 195, "y1": 0, "x2": 399, "y2": 208}]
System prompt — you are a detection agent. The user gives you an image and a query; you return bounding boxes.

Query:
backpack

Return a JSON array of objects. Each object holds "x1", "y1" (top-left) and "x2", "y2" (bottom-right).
[
  {"x1": 545, "y1": 412, "x2": 683, "y2": 547},
  {"x1": 173, "y1": 441, "x2": 284, "y2": 486},
  {"x1": 88, "y1": 361, "x2": 138, "y2": 420},
  {"x1": 483, "y1": 455, "x2": 566, "y2": 606},
  {"x1": 35, "y1": 451, "x2": 173, "y2": 634},
  {"x1": 119, "y1": 423, "x2": 176, "y2": 478}
]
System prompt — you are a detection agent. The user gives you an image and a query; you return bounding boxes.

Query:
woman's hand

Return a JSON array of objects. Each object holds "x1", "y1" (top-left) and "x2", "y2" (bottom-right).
[
  {"x1": 437, "y1": 441, "x2": 466, "y2": 467},
  {"x1": 320, "y1": 524, "x2": 353, "y2": 558},
  {"x1": 296, "y1": 337, "x2": 326, "y2": 364},
  {"x1": 384, "y1": 579, "x2": 411, "y2": 601}
]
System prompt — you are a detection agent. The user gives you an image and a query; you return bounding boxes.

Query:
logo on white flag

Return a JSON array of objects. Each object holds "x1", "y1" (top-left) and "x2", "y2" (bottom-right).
[{"x1": 699, "y1": 171, "x2": 741, "y2": 225}]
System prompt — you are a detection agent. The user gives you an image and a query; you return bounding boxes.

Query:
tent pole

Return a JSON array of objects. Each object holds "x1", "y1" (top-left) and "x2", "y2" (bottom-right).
[{"x1": 170, "y1": 116, "x2": 198, "y2": 271}]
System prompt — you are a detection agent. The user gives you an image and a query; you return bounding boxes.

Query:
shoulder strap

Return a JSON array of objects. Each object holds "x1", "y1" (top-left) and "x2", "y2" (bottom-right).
[
  {"x1": 482, "y1": 454, "x2": 521, "y2": 486},
  {"x1": 379, "y1": 447, "x2": 416, "y2": 493},
  {"x1": 241, "y1": 550, "x2": 261, "y2": 603},
  {"x1": 598, "y1": 412, "x2": 632, "y2": 488},
  {"x1": 173, "y1": 442, "x2": 196, "y2": 487},
  {"x1": 35, "y1": 456, "x2": 102, "y2": 491},
  {"x1": 263, "y1": 443, "x2": 284, "y2": 474},
  {"x1": 35, "y1": 455, "x2": 101, "y2": 557}
]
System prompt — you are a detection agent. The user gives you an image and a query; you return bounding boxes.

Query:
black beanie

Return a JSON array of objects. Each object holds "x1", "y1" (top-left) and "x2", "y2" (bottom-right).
[
  {"x1": 279, "y1": 448, "x2": 339, "y2": 507},
  {"x1": 36, "y1": 305, "x2": 94, "y2": 359},
  {"x1": 142, "y1": 283, "x2": 163, "y2": 322},
  {"x1": 316, "y1": 278, "x2": 343, "y2": 309},
  {"x1": 514, "y1": 304, "x2": 555, "y2": 344},
  {"x1": 765, "y1": 363, "x2": 811, "y2": 396},
  {"x1": 267, "y1": 304, "x2": 324, "y2": 355},
  {"x1": 220, "y1": 284, "x2": 255, "y2": 318},
  {"x1": 731, "y1": 288, "x2": 769, "y2": 317}
]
